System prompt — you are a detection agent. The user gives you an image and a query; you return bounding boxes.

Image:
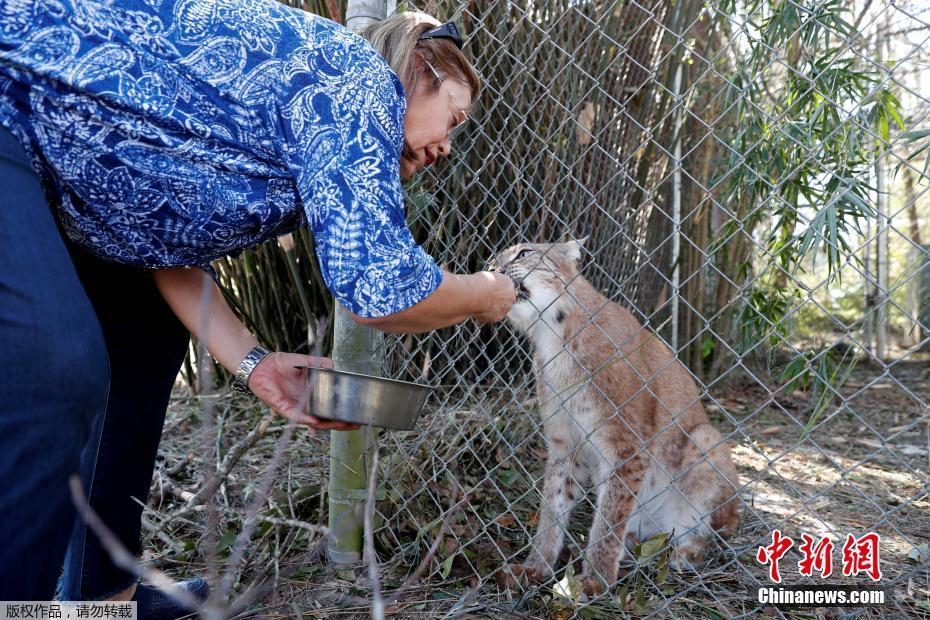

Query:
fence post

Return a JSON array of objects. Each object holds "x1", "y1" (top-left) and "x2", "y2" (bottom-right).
[
  {"x1": 326, "y1": 1, "x2": 389, "y2": 564},
  {"x1": 346, "y1": 0, "x2": 387, "y2": 32},
  {"x1": 327, "y1": 305, "x2": 383, "y2": 563},
  {"x1": 874, "y1": 19, "x2": 890, "y2": 361},
  {"x1": 671, "y1": 60, "x2": 683, "y2": 355}
]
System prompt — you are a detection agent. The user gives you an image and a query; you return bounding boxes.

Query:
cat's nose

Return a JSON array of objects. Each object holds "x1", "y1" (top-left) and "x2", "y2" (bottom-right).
[{"x1": 485, "y1": 257, "x2": 500, "y2": 272}]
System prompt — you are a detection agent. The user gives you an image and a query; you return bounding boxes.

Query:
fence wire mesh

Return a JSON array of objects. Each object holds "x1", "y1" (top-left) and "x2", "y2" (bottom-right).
[{"x1": 350, "y1": 0, "x2": 930, "y2": 616}]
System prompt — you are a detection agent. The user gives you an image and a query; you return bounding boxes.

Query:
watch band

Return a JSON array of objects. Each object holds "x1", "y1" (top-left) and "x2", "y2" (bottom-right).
[{"x1": 232, "y1": 346, "x2": 270, "y2": 394}]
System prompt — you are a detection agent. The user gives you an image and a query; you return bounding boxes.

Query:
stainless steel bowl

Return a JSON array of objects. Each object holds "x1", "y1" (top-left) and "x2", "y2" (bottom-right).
[{"x1": 301, "y1": 367, "x2": 432, "y2": 430}]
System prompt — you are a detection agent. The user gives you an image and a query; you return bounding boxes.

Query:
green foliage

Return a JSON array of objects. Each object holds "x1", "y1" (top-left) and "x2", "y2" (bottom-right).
[
  {"x1": 776, "y1": 344, "x2": 858, "y2": 436},
  {"x1": 719, "y1": 0, "x2": 899, "y2": 283},
  {"x1": 700, "y1": 0, "x2": 906, "y2": 408},
  {"x1": 739, "y1": 285, "x2": 798, "y2": 350},
  {"x1": 897, "y1": 128, "x2": 930, "y2": 177}
]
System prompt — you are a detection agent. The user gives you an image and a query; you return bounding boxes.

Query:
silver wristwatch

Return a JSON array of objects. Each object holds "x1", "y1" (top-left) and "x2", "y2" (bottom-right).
[{"x1": 232, "y1": 346, "x2": 270, "y2": 394}]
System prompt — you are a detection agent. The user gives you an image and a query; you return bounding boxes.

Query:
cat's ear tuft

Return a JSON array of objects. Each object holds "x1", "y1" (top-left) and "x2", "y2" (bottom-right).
[{"x1": 562, "y1": 237, "x2": 588, "y2": 262}]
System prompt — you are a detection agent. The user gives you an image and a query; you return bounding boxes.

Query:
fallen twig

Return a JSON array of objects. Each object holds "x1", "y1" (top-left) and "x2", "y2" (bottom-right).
[
  {"x1": 364, "y1": 436, "x2": 384, "y2": 620},
  {"x1": 168, "y1": 416, "x2": 272, "y2": 521}
]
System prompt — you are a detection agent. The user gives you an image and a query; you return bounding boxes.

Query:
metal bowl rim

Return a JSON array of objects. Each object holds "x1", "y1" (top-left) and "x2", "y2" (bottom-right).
[{"x1": 298, "y1": 366, "x2": 433, "y2": 392}]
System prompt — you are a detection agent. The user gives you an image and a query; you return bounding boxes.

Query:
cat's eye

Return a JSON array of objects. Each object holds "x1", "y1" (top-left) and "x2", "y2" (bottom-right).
[{"x1": 517, "y1": 248, "x2": 534, "y2": 259}]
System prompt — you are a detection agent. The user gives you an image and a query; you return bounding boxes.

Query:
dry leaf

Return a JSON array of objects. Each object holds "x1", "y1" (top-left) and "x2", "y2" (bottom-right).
[
  {"x1": 575, "y1": 102, "x2": 597, "y2": 145},
  {"x1": 527, "y1": 511, "x2": 539, "y2": 528}
]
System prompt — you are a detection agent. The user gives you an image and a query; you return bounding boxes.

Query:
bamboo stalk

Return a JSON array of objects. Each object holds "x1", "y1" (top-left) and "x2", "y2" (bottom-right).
[
  {"x1": 327, "y1": 305, "x2": 382, "y2": 563},
  {"x1": 325, "y1": 0, "x2": 387, "y2": 567}
]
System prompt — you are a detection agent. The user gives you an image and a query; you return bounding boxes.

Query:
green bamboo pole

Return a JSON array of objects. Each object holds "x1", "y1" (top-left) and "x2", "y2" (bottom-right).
[
  {"x1": 325, "y1": 0, "x2": 388, "y2": 568},
  {"x1": 327, "y1": 304, "x2": 382, "y2": 563}
]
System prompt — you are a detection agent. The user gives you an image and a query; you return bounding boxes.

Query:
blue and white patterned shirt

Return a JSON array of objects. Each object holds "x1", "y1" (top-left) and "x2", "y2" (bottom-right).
[{"x1": 0, "y1": 0, "x2": 443, "y2": 318}]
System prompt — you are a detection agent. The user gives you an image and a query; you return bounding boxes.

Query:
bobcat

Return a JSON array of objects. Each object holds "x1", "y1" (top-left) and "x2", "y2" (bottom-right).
[{"x1": 490, "y1": 239, "x2": 739, "y2": 595}]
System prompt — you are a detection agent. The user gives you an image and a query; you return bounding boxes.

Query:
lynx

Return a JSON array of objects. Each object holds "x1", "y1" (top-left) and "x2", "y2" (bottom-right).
[{"x1": 491, "y1": 239, "x2": 739, "y2": 595}]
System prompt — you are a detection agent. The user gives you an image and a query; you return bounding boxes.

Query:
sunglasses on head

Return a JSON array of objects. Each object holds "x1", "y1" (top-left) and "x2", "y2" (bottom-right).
[{"x1": 418, "y1": 21, "x2": 463, "y2": 49}]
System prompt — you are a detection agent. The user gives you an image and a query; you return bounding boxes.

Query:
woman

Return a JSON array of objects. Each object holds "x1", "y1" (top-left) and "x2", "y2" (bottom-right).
[{"x1": 0, "y1": 0, "x2": 515, "y2": 608}]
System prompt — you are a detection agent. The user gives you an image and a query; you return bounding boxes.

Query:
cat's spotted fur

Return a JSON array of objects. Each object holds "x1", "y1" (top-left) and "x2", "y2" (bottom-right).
[{"x1": 491, "y1": 240, "x2": 739, "y2": 595}]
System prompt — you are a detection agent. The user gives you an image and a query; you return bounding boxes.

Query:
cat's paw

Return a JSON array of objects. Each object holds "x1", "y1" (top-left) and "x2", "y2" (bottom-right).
[
  {"x1": 578, "y1": 568, "x2": 628, "y2": 597},
  {"x1": 497, "y1": 562, "x2": 549, "y2": 589},
  {"x1": 670, "y1": 539, "x2": 708, "y2": 571},
  {"x1": 579, "y1": 573, "x2": 608, "y2": 597}
]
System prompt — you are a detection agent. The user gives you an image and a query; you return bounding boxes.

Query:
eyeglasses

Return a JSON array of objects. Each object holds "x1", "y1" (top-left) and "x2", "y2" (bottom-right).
[{"x1": 423, "y1": 58, "x2": 469, "y2": 141}]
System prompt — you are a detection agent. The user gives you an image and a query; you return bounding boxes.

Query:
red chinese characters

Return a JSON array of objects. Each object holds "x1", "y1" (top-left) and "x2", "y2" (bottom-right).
[
  {"x1": 756, "y1": 529, "x2": 794, "y2": 583},
  {"x1": 842, "y1": 532, "x2": 882, "y2": 581},
  {"x1": 798, "y1": 534, "x2": 834, "y2": 578},
  {"x1": 756, "y1": 530, "x2": 884, "y2": 583}
]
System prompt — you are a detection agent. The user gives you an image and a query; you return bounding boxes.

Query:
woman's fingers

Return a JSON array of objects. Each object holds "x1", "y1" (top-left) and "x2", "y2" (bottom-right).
[
  {"x1": 299, "y1": 355, "x2": 333, "y2": 369},
  {"x1": 275, "y1": 352, "x2": 332, "y2": 371},
  {"x1": 310, "y1": 417, "x2": 361, "y2": 431},
  {"x1": 277, "y1": 404, "x2": 360, "y2": 431},
  {"x1": 300, "y1": 411, "x2": 360, "y2": 430}
]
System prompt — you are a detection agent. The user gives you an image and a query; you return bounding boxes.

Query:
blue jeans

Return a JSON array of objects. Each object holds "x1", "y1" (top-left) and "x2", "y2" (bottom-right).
[{"x1": 0, "y1": 125, "x2": 190, "y2": 598}]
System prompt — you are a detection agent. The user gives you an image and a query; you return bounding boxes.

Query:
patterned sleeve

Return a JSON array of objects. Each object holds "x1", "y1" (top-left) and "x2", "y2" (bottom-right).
[{"x1": 277, "y1": 38, "x2": 443, "y2": 319}]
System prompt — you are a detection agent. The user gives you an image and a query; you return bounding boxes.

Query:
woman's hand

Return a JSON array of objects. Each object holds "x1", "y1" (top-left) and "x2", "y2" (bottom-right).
[
  {"x1": 470, "y1": 271, "x2": 517, "y2": 324},
  {"x1": 248, "y1": 352, "x2": 360, "y2": 431}
]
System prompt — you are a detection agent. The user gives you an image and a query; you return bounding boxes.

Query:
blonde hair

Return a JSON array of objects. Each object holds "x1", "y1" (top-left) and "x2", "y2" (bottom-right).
[{"x1": 361, "y1": 12, "x2": 480, "y2": 100}]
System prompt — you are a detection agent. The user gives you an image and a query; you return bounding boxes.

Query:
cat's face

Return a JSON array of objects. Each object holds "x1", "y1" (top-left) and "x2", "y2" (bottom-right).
[{"x1": 487, "y1": 239, "x2": 585, "y2": 330}]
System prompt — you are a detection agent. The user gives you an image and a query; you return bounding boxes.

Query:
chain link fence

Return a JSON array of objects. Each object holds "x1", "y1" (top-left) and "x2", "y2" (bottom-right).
[{"x1": 349, "y1": 0, "x2": 930, "y2": 616}]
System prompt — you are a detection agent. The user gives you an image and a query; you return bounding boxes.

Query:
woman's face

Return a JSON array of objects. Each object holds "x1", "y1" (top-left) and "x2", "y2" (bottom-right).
[{"x1": 400, "y1": 67, "x2": 472, "y2": 180}]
